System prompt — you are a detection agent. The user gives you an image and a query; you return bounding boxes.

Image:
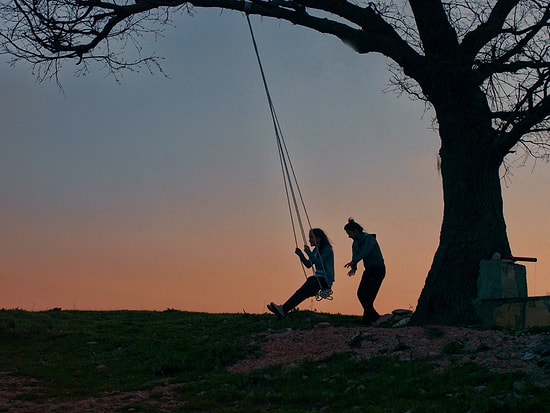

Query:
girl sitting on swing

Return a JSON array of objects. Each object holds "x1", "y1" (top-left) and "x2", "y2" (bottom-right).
[{"x1": 267, "y1": 228, "x2": 335, "y2": 317}]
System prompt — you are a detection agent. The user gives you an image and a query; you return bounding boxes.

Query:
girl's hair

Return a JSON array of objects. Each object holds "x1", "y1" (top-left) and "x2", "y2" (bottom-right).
[
  {"x1": 309, "y1": 228, "x2": 331, "y2": 251},
  {"x1": 344, "y1": 217, "x2": 363, "y2": 232}
]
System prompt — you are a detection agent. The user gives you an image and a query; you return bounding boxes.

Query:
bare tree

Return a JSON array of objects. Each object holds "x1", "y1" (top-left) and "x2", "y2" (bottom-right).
[{"x1": 1, "y1": 0, "x2": 548, "y2": 325}]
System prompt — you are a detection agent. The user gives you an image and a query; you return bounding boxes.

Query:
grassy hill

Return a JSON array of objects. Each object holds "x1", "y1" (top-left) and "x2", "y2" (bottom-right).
[{"x1": 0, "y1": 309, "x2": 548, "y2": 412}]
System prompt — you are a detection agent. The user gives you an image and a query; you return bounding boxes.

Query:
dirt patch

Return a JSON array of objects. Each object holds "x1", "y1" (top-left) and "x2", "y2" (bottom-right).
[
  {"x1": 228, "y1": 325, "x2": 550, "y2": 381},
  {"x1": 0, "y1": 373, "x2": 184, "y2": 413}
]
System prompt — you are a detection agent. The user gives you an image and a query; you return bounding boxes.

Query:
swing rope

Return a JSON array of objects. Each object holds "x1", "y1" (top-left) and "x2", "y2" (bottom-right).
[{"x1": 245, "y1": 9, "x2": 332, "y2": 301}]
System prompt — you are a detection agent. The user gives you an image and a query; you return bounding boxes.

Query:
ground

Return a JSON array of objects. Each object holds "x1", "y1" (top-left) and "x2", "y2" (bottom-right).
[
  {"x1": 2, "y1": 324, "x2": 549, "y2": 412},
  {"x1": 229, "y1": 324, "x2": 550, "y2": 379}
]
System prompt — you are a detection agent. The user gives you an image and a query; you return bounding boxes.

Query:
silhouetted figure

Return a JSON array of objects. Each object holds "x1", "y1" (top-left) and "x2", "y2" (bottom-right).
[
  {"x1": 268, "y1": 228, "x2": 334, "y2": 317},
  {"x1": 344, "y1": 218, "x2": 385, "y2": 325}
]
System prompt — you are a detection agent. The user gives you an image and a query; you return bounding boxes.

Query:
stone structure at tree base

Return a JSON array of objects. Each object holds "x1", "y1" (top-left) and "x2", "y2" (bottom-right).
[{"x1": 473, "y1": 254, "x2": 550, "y2": 329}]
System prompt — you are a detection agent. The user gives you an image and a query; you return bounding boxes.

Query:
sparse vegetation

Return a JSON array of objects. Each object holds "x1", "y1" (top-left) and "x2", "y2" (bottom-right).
[{"x1": 0, "y1": 309, "x2": 548, "y2": 412}]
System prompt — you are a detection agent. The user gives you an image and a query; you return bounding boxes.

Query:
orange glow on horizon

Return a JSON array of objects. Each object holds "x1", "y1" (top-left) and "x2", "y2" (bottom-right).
[{"x1": 1, "y1": 15, "x2": 548, "y2": 318}]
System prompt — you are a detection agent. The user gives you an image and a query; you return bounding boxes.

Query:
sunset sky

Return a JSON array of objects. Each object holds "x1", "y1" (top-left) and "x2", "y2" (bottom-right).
[{"x1": 1, "y1": 10, "x2": 548, "y2": 317}]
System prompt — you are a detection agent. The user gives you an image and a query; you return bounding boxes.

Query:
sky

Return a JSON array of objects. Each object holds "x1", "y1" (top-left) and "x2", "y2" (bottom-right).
[{"x1": 1, "y1": 9, "x2": 548, "y2": 316}]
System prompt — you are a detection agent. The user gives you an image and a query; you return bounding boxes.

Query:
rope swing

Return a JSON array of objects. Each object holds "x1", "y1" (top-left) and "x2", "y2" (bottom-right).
[{"x1": 245, "y1": 7, "x2": 332, "y2": 301}]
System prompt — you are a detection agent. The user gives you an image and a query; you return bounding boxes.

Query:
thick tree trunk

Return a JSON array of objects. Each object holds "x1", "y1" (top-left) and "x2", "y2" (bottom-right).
[
  {"x1": 412, "y1": 163, "x2": 511, "y2": 324},
  {"x1": 411, "y1": 105, "x2": 511, "y2": 325}
]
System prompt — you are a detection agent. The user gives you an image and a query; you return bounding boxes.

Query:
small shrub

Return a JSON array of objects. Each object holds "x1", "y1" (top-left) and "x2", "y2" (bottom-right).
[
  {"x1": 442, "y1": 340, "x2": 465, "y2": 354},
  {"x1": 0, "y1": 315, "x2": 16, "y2": 330}
]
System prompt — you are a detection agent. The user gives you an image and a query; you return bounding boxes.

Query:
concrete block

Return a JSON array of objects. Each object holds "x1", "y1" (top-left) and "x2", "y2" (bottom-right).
[
  {"x1": 474, "y1": 297, "x2": 550, "y2": 329},
  {"x1": 524, "y1": 297, "x2": 550, "y2": 328},
  {"x1": 478, "y1": 260, "x2": 527, "y2": 299},
  {"x1": 492, "y1": 302, "x2": 524, "y2": 328}
]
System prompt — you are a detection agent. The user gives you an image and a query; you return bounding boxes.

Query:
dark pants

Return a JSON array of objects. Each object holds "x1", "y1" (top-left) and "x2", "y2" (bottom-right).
[
  {"x1": 358, "y1": 267, "x2": 385, "y2": 324},
  {"x1": 283, "y1": 276, "x2": 328, "y2": 313}
]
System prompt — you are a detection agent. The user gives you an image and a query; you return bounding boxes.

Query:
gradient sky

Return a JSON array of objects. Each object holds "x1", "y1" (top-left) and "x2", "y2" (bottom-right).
[{"x1": 1, "y1": 10, "x2": 548, "y2": 316}]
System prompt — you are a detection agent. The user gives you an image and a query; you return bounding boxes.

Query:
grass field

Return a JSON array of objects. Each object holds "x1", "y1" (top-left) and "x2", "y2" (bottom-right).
[{"x1": 0, "y1": 309, "x2": 548, "y2": 412}]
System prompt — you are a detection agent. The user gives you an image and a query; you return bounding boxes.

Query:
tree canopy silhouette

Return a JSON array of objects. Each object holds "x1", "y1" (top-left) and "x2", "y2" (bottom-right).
[{"x1": 1, "y1": 0, "x2": 548, "y2": 325}]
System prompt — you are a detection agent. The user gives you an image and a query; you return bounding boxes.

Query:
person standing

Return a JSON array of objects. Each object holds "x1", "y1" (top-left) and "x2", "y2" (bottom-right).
[
  {"x1": 344, "y1": 218, "x2": 386, "y2": 325},
  {"x1": 268, "y1": 228, "x2": 334, "y2": 317}
]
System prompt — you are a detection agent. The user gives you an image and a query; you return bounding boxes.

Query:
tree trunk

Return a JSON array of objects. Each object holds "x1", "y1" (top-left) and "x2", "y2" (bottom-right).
[{"x1": 411, "y1": 105, "x2": 511, "y2": 325}]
